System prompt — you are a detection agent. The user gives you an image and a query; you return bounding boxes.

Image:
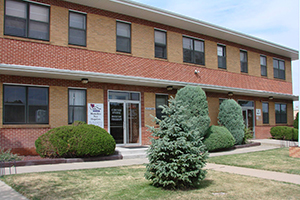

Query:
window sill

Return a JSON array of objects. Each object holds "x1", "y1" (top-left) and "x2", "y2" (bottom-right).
[
  {"x1": 2, "y1": 124, "x2": 51, "y2": 129},
  {"x1": 68, "y1": 44, "x2": 87, "y2": 49},
  {"x1": 2, "y1": 35, "x2": 50, "y2": 45},
  {"x1": 116, "y1": 52, "x2": 132, "y2": 56},
  {"x1": 183, "y1": 62, "x2": 205, "y2": 68}
]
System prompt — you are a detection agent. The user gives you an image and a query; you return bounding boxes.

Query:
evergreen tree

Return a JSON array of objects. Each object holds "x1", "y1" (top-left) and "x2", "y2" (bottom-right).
[
  {"x1": 294, "y1": 112, "x2": 299, "y2": 129},
  {"x1": 218, "y1": 99, "x2": 245, "y2": 145},
  {"x1": 175, "y1": 85, "x2": 210, "y2": 137},
  {"x1": 145, "y1": 98, "x2": 208, "y2": 189}
]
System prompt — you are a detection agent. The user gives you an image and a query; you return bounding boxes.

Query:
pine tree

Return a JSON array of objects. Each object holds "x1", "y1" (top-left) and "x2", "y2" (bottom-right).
[
  {"x1": 175, "y1": 85, "x2": 210, "y2": 137},
  {"x1": 145, "y1": 98, "x2": 208, "y2": 189},
  {"x1": 218, "y1": 99, "x2": 245, "y2": 145}
]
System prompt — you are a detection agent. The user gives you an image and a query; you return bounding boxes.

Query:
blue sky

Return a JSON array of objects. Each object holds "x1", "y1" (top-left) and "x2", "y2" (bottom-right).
[{"x1": 133, "y1": 0, "x2": 300, "y2": 108}]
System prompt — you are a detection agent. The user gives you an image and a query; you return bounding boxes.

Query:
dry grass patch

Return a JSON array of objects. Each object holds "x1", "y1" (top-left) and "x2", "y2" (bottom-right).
[
  {"x1": 208, "y1": 147, "x2": 300, "y2": 175},
  {"x1": 1, "y1": 165, "x2": 300, "y2": 200}
]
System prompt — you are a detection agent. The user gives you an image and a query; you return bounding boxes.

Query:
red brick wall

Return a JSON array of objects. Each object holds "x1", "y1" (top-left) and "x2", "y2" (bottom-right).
[
  {"x1": 0, "y1": 38, "x2": 293, "y2": 95},
  {"x1": 255, "y1": 126, "x2": 272, "y2": 139},
  {"x1": 0, "y1": 128, "x2": 50, "y2": 155}
]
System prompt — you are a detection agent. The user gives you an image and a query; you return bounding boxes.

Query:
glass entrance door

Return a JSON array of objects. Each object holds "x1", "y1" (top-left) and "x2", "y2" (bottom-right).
[
  {"x1": 109, "y1": 102, "x2": 124, "y2": 144},
  {"x1": 243, "y1": 109, "x2": 254, "y2": 130},
  {"x1": 109, "y1": 101, "x2": 140, "y2": 145}
]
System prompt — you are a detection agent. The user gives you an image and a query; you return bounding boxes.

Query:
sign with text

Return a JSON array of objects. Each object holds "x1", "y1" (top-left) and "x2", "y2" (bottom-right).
[
  {"x1": 88, "y1": 103, "x2": 104, "y2": 128},
  {"x1": 256, "y1": 109, "x2": 261, "y2": 116}
]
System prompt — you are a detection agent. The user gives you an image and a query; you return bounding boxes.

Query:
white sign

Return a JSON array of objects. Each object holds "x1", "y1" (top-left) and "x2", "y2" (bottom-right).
[
  {"x1": 145, "y1": 107, "x2": 155, "y2": 110},
  {"x1": 256, "y1": 109, "x2": 261, "y2": 116},
  {"x1": 88, "y1": 103, "x2": 104, "y2": 128}
]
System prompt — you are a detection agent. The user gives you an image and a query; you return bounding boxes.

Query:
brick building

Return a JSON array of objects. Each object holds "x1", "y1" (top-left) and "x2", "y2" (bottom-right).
[{"x1": 0, "y1": 0, "x2": 298, "y2": 155}]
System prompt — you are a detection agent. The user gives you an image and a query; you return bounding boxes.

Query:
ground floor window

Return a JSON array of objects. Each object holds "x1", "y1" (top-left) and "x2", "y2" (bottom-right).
[
  {"x1": 262, "y1": 102, "x2": 269, "y2": 124},
  {"x1": 275, "y1": 103, "x2": 287, "y2": 124},
  {"x1": 3, "y1": 85, "x2": 49, "y2": 124},
  {"x1": 156, "y1": 94, "x2": 168, "y2": 120},
  {"x1": 68, "y1": 89, "x2": 86, "y2": 124}
]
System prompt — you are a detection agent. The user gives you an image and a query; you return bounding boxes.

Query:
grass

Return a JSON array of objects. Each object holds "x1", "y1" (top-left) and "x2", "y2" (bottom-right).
[
  {"x1": 208, "y1": 147, "x2": 300, "y2": 175},
  {"x1": 1, "y1": 165, "x2": 300, "y2": 200}
]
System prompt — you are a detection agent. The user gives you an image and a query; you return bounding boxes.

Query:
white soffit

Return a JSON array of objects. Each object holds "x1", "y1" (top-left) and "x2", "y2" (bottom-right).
[{"x1": 63, "y1": 0, "x2": 298, "y2": 61}]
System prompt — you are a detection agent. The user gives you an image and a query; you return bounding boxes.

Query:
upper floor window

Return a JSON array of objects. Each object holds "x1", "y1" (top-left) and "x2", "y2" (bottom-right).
[
  {"x1": 68, "y1": 89, "x2": 86, "y2": 124},
  {"x1": 260, "y1": 55, "x2": 267, "y2": 76},
  {"x1": 116, "y1": 21, "x2": 131, "y2": 53},
  {"x1": 3, "y1": 85, "x2": 49, "y2": 124},
  {"x1": 262, "y1": 102, "x2": 269, "y2": 124},
  {"x1": 155, "y1": 30, "x2": 167, "y2": 59},
  {"x1": 217, "y1": 45, "x2": 226, "y2": 69},
  {"x1": 4, "y1": 0, "x2": 50, "y2": 41},
  {"x1": 69, "y1": 11, "x2": 86, "y2": 46},
  {"x1": 156, "y1": 94, "x2": 168, "y2": 120},
  {"x1": 183, "y1": 37, "x2": 205, "y2": 65},
  {"x1": 273, "y1": 59, "x2": 285, "y2": 80},
  {"x1": 275, "y1": 103, "x2": 287, "y2": 124},
  {"x1": 240, "y1": 50, "x2": 248, "y2": 73}
]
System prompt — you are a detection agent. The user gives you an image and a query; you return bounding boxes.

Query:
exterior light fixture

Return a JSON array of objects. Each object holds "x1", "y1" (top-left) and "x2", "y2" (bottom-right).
[
  {"x1": 167, "y1": 86, "x2": 173, "y2": 91},
  {"x1": 194, "y1": 70, "x2": 200, "y2": 74},
  {"x1": 228, "y1": 92, "x2": 233, "y2": 97},
  {"x1": 81, "y1": 78, "x2": 89, "y2": 84},
  {"x1": 269, "y1": 96, "x2": 274, "y2": 100}
]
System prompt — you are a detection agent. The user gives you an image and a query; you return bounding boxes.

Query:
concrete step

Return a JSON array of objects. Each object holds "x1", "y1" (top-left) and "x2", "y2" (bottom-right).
[{"x1": 116, "y1": 146, "x2": 148, "y2": 159}]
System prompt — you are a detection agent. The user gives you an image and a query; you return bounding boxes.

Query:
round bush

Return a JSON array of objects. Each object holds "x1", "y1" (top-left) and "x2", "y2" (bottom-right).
[
  {"x1": 203, "y1": 125, "x2": 235, "y2": 151},
  {"x1": 218, "y1": 99, "x2": 245, "y2": 145},
  {"x1": 175, "y1": 85, "x2": 210, "y2": 138},
  {"x1": 35, "y1": 123, "x2": 116, "y2": 158}
]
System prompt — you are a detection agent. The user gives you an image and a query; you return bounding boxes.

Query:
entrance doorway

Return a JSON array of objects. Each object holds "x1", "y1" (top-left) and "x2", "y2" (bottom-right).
[
  {"x1": 238, "y1": 100, "x2": 255, "y2": 137},
  {"x1": 108, "y1": 91, "x2": 141, "y2": 145}
]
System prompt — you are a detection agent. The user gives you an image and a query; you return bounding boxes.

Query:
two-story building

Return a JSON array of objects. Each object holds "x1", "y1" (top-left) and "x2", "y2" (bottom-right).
[{"x1": 0, "y1": 0, "x2": 298, "y2": 155}]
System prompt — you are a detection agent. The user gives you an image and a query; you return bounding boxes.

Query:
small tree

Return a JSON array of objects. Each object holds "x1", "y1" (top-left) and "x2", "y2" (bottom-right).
[
  {"x1": 175, "y1": 85, "x2": 210, "y2": 137},
  {"x1": 294, "y1": 112, "x2": 299, "y2": 129},
  {"x1": 218, "y1": 99, "x2": 245, "y2": 145},
  {"x1": 145, "y1": 98, "x2": 208, "y2": 189}
]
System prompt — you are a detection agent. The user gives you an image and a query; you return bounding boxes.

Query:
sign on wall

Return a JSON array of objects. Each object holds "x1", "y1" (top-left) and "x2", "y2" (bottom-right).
[
  {"x1": 256, "y1": 109, "x2": 261, "y2": 116},
  {"x1": 88, "y1": 103, "x2": 104, "y2": 128}
]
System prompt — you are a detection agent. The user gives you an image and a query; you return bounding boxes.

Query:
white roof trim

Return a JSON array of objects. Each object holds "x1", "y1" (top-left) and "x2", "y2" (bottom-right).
[
  {"x1": 63, "y1": 0, "x2": 298, "y2": 61},
  {"x1": 0, "y1": 63, "x2": 298, "y2": 101}
]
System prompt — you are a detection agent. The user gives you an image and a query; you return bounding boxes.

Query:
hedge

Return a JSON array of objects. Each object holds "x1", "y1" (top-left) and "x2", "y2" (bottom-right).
[{"x1": 270, "y1": 126, "x2": 298, "y2": 141}]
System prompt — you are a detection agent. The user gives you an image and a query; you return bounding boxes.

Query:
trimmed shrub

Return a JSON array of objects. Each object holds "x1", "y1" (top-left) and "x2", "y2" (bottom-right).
[
  {"x1": 203, "y1": 126, "x2": 235, "y2": 152},
  {"x1": 294, "y1": 112, "x2": 299, "y2": 129},
  {"x1": 270, "y1": 126, "x2": 298, "y2": 141},
  {"x1": 145, "y1": 97, "x2": 208, "y2": 189},
  {"x1": 175, "y1": 85, "x2": 210, "y2": 138},
  {"x1": 35, "y1": 123, "x2": 116, "y2": 158},
  {"x1": 218, "y1": 99, "x2": 245, "y2": 145}
]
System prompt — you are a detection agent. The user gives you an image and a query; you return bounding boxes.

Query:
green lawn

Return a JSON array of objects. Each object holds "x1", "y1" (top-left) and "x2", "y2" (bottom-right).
[
  {"x1": 1, "y1": 165, "x2": 300, "y2": 200},
  {"x1": 208, "y1": 148, "x2": 300, "y2": 175}
]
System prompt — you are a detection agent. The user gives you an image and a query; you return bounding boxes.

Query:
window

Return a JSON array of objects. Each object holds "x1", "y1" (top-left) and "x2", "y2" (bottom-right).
[
  {"x1": 219, "y1": 98, "x2": 227, "y2": 106},
  {"x1": 260, "y1": 56, "x2": 267, "y2": 76},
  {"x1": 217, "y1": 45, "x2": 226, "y2": 69},
  {"x1": 69, "y1": 11, "x2": 86, "y2": 46},
  {"x1": 275, "y1": 103, "x2": 287, "y2": 124},
  {"x1": 3, "y1": 85, "x2": 48, "y2": 124},
  {"x1": 4, "y1": 0, "x2": 50, "y2": 40},
  {"x1": 155, "y1": 30, "x2": 167, "y2": 59},
  {"x1": 238, "y1": 100, "x2": 254, "y2": 107},
  {"x1": 116, "y1": 21, "x2": 131, "y2": 53},
  {"x1": 156, "y1": 94, "x2": 168, "y2": 120},
  {"x1": 183, "y1": 37, "x2": 205, "y2": 65},
  {"x1": 68, "y1": 89, "x2": 86, "y2": 124},
  {"x1": 240, "y1": 50, "x2": 248, "y2": 73},
  {"x1": 273, "y1": 59, "x2": 285, "y2": 80},
  {"x1": 262, "y1": 102, "x2": 269, "y2": 124}
]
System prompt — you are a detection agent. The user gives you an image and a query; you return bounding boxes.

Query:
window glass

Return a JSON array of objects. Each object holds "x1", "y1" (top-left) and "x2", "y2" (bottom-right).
[
  {"x1": 29, "y1": 21, "x2": 48, "y2": 39},
  {"x1": 156, "y1": 95, "x2": 168, "y2": 120},
  {"x1": 273, "y1": 59, "x2": 279, "y2": 69},
  {"x1": 29, "y1": 4, "x2": 49, "y2": 22},
  {"x1": 262, "y1": 102, "x2": 269, "y2": 124},
  {"x1": 109, "y1": 91, "x2": 140, "y2": 101},
  {"x1": 240, "y1": 51, "x2": 247, "y2": 62},
  {"x1": 3, "y1": 85, "x2": 48, "y2": 124},
  {"x1": 260, "y1": 56, "x2": 266, "y2": 65},
  {"x1": 194, "y1": 40, "x2": 204, "y2": 52},
  {"x1": 6, "y1": 0, "x2": 27, "y2": 18},
  {"x1": 183, "y1": 37, "x2": 193, "y2": 50},
  {"x1": 279, "y1": 61, "x2": 285, "y2": 70},
  {"x1": 155, "y1": 30, "x2": 166, "y2": 44},
  {"x1": 275, "y1": 103, "x2": 287, "y2": 124},
  {"x1": 217, "y1": 46, "x2": 224, "y2": 56},
  {"x1": 117, "y1": 22, "x2": 130, "y2": 37},
  {"x1": 69, "y1": 12, "x2": 86, "y2": 29},
  {"x1": 4, "y1": 86, "x2": 26, "y2": 104},
  {"x1": 238, "y1": 100, "x2": 254, "y2": 107},
  {"x1": 69, "y1": 90, "x2": 86, "y2": 105}
]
